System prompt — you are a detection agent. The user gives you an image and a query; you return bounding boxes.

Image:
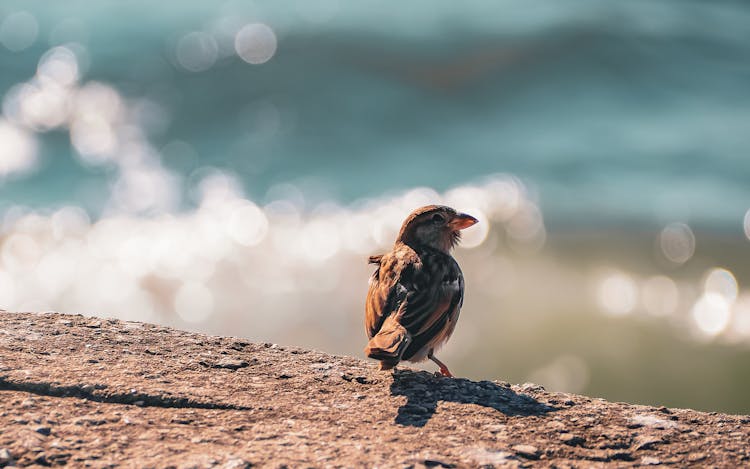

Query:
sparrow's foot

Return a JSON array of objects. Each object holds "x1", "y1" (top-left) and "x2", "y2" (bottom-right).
[
  {"x1": 433, "y1": 367, "x2": 453, "y2": 378},
  {"x1": 438, "y1": 366, "x2": 453, "y2": 378},
  {"x1": 428, "y1": 351, "x2": 453, "y2": 378}
]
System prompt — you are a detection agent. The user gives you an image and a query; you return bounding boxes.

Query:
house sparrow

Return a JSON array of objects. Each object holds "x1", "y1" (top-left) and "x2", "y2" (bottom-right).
[{"x1": 364, "y1": 205, "x2": 478, "y2": 377}]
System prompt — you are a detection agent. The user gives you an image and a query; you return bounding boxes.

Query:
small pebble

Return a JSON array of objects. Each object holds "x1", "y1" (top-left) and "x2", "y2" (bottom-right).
[
  {"x1": 34, "y1": 426, "x2": 51, "y2": 436},
  {"x1": 423, "y1": 458, "x2": 455, "y2": 468},
  {"x1": 520, "y1": 383, "x2": 545, "y2": 392},
  {"x1": 215, "y1": 359, "x2": 249, "y2": 370},
  {"x1": 634, "y1": 435, "x2": 662, "y2": 451},
  {"x1": 485, "y1": 424, "x2": 505, "y2": 434},
  {"x1": 222, "y1": 458, "x2": 252, "y2": 469},
  {"x1": 512, "y1": 444, "x2": 540, "y2": 460},
  {"x1": 559, "y1": 433, "x2": 585, "y2": 446}
]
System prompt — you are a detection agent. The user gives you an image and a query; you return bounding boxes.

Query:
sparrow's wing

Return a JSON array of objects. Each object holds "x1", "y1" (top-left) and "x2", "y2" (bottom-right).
[
  {"x1": 399, "y1": 251, "x2": 464, "y2": 359},
  {"x1": 364, "y1": 246, "x2": 420, "y2": 339}
]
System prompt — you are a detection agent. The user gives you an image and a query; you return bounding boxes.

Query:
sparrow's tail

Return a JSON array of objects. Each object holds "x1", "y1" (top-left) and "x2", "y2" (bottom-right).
[{"x1": 364, "y1": 316, "x2": 411, "y2": 369}]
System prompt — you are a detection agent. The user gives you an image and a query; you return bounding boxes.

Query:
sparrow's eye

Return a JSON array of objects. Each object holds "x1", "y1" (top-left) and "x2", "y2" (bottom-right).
[{"x1": 431, "y1": 213, "x2": 445, "y2": 224}]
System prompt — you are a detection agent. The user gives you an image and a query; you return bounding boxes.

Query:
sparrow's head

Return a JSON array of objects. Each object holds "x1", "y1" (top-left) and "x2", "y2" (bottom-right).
[{"x1": 396, "y1": 205, "x2": 478, "y2": 252}]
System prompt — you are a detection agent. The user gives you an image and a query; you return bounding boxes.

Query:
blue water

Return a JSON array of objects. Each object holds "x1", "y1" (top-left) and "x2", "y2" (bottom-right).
[{"x1": 2, "y1": 0, "x2": 750, "y2": 230}]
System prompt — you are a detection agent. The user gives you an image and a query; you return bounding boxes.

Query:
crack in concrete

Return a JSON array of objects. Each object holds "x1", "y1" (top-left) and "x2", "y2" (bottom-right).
[{"x1": 0, "y1": 376, "x2": 251, "y2": 410}]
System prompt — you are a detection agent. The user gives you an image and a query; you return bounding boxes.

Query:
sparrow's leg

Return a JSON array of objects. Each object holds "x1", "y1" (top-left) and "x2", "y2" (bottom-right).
[{"x1": 428, "y1": 350, "x2": 453, "y2": 378}]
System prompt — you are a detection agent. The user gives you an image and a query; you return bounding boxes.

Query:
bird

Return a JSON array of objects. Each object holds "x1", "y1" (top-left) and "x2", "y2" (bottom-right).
[{"x1": 364, "y1": 205, "x2": 477, "y2": 377}]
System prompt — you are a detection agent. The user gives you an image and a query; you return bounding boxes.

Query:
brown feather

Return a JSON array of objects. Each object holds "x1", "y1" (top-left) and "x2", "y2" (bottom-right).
[{"x1": 363, "y1": 315, "x2": 411, "y2": 362}]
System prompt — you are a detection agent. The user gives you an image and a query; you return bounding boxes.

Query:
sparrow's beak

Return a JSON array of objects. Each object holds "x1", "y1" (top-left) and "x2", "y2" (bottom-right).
[{"x1": 449, "y1": 213, "x2": 478, "y2": 231}]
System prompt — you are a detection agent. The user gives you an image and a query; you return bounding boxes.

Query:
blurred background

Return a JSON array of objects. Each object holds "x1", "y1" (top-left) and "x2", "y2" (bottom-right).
[{"x1": 2, "y1": 0, "x2": 750, "y2": 414}]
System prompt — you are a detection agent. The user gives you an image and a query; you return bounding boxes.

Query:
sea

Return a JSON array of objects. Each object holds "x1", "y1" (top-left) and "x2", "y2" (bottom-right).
[{"x1": 2, "y1": 0, "x2": 750, "y2": 229}]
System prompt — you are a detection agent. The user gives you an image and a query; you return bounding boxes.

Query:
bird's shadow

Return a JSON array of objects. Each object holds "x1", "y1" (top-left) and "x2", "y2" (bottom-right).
[{"x1": 390, "y1": 369, "x2": 555, "y2": 427}]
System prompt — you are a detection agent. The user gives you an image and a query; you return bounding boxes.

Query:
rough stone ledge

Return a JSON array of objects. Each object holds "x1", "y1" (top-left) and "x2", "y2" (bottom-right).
[{"x1": 0, "y1": 311, "x2": 748, "y2": 468}]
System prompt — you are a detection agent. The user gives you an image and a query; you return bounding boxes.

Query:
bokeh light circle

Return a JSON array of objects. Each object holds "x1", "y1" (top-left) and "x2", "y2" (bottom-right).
[
  {"x1": 234, "y1": 23, "x2": 277, "y2": 65},
  {"x1": 659, "y1": 222, "x2": 695, "y2": 264},
  {"x1": 597, "y1": 272, "x2": 638, "y2": 316},
  {"x1": 691, "y1": 292, "x2": 731, "y2": 337},
  {"x1": 176, "y1": 31, "x2": 218, "y2": 72}
]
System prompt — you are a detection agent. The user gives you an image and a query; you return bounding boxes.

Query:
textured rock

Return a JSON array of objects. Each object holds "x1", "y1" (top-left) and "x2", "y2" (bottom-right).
[{"x1": 1, "y1": 311, "x2": 749, "y2": 467}]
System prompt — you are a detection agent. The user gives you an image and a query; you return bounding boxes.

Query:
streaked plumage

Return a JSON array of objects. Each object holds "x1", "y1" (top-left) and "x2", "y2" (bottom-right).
[{"x1": 364, "y1": 205, "x2": 477, "y2": 377}]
